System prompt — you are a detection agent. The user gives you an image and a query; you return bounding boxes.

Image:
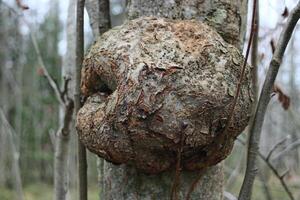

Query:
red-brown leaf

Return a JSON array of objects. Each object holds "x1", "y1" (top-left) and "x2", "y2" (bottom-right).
[{"x1": 273, "y1": 85, "x2": 290, "y2": 110}]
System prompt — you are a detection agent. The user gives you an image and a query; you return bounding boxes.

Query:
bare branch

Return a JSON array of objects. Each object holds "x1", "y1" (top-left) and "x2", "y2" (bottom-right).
[
  {"x1": 266, "y1": 136, "x2": 288, "y2": 161},
  {"x1": 75, "y1": 0, "x2": 87, "y2": 200},
  {"x1": 185, "y1": 171, "x2": 205, "y2": 200},
  {"x1": 238, "y1": 2, "x2": 300, "y2": 200},
  {"x1": 237, "y1": 138, "x2": 295, "y2": 200},
  {"x1": 280, "y1": 169, "x2": 290, "y2": 179},
  {"x1": 29, "y1": 29, "x2": 65, "y2": 106},
  {"x1": 170, "y1": 123, "x2": 186, "y2": 200},
  {"x1": 272, "y1": 138, "x2": 300, "y2": 161}
]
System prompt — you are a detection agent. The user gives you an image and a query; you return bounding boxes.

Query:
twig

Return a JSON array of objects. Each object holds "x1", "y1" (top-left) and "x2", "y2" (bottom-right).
[
  {"x1": 238, "y1": 2, "x2": 300, "y2": 200},
  {"x1": 185, "y1": 171, "x2": 205, "y2": 200},
  {"x1": 250, "y1": 0, "x2": 259, "y2": 103},
  {"x1": 170, "y1": 123, "x2": 186, "y2": 200},
  {"x1": 266, "y1": 136, "x2": 288, "y2": 161},
  {"x1": 272, "y1": 138, "x2": 300, "y2": 161},
  {"x1": 237, "y1": 138, "x2": 295, "y2": 200},
  {"x1": 75, "y1": 0, "x2": 87, "y2": 200},
  {"x1": 258, "y1": 171, "x2": 273, "y2": 200},
  {"x1": 29, "y1": 29, "x2": 65, "y2": 106}
]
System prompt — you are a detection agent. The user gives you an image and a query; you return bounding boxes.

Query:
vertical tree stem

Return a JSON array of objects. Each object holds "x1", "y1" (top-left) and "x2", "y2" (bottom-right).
[
  {"x1": 238, "y1": 2, "x2": 300, "y2": 200},
  {"x1": 75, "y1": 0, "x2": 87, "y2": 200}
]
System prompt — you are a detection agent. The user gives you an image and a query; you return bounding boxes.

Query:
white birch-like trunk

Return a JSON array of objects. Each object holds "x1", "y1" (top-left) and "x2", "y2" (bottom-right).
[{"x1": 53, "y1": 0, "x2": 76, "y2": 199}]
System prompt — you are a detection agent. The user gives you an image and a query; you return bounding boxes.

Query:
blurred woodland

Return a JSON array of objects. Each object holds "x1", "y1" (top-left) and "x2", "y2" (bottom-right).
[{"x1": 0, "y1": 0, "x2": 299, "y2": 200}]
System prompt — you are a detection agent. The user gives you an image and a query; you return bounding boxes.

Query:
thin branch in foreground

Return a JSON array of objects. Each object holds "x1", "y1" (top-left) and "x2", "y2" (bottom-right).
[
  {"x1": 75, "y1": 0, "x2": 87, "y2": 200},
  {"x1": 170, "y1": 123, "x2": 187, "y2": 200},
  {"x1": 237, "y1": 138, "x2": 295, "y2": 200},
  {"x1": 272, "y1": 138, "x2": 300, "y2": 161},
  {"x1": 266, "y1": 136, "x2": 288, "y2": 161},
  {"x1": 185, "y1": 171, "x2": 205, "y2": 200},
  {"x1": 238, "y1": 2, "x2": 300, "y2": 200}
]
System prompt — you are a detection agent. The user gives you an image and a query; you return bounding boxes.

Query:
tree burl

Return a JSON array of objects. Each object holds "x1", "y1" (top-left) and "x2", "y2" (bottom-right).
[{"x1": 76, "y1": 17, "x2": 253, "y2": 174}]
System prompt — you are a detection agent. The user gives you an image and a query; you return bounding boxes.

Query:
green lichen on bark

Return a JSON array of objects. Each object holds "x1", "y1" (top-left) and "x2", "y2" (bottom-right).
[{"x1": 77, "y1": 17, "x2": 253, "y2": 174}]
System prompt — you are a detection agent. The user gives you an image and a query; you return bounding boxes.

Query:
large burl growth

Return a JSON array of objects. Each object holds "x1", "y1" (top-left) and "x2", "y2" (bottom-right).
[{"x1": 77, "y1": 17, "x2": 253, "y2": 174}]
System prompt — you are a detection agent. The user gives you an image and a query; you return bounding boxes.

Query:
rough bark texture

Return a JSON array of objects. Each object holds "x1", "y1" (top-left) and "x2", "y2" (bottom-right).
[
  {"x1": 127, "y1": 0, "x2": 246, "y2": 49},
  {"x1": 79, "y1": 0, "x2": 250, "y2": 199},
  {"x1": 85, "y1": 1, "x2": 111, "y2": 197},
  {"x1": 77, "y1": 17, "x2": 253, "y2": 173},
  {"x1": 101, "y1": 163, "x2": 223, "y2": 200}
]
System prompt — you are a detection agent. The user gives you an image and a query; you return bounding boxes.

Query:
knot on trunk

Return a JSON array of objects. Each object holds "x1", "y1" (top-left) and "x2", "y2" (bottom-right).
[{"x1": 76, "y1": 17, "x2": 253, "y2": 174}]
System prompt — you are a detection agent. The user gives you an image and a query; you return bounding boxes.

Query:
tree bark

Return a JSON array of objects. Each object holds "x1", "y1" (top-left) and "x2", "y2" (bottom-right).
[
  {"x1": 86, "y1": 0, "x2": 111, "y2": 38},
  {"x1": 85, "y1": 0, "x2": 111, "y2": 197},
  {"x1": 84, "y1": 0, "x2": 248, "y2": 199},
  {"x1": 127, "y1": 0, "x2": 247, "y2": 49},
  {"x1": 102, "y1": 163, "x2": 223, "y2": 200}
]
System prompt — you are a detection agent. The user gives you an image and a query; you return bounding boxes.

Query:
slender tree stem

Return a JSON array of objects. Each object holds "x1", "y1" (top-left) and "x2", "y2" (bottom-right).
[
  {"x1": 238, "y1": 2, "x2": 300, "y2": 199},
  {"x1": 75, "y1": 0, "x2": 87, "y2": 200},
  {"x1": 237, "y1": 138, "x2": 295, "y2": 200}
]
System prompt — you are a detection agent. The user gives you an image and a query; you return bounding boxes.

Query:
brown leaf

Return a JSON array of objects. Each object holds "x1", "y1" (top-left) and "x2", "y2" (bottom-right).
[
  {"x1": 281, "y1": 7, "x2": 289, "y2": 18},
  {"x1": 273, "y1": 85, "x2": 290, "y2": 110},
  {"x1": 16, "y1": 0, "x2": 29, "y2": 10}
]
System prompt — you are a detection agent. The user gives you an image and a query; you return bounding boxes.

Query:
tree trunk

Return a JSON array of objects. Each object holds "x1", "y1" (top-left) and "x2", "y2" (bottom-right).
[
  {"x1": 54, "y1": 0, "x2": 75, "y2": 199},
  {"x1": 85, "y1": 0, "x2": 111, "y2": 198},
  {"x1": 101, "y1": 163, "x2": 223, "y2": 200},
  {"x1": 85, "y1": 0, "x2": 248, "y2": 199}
]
